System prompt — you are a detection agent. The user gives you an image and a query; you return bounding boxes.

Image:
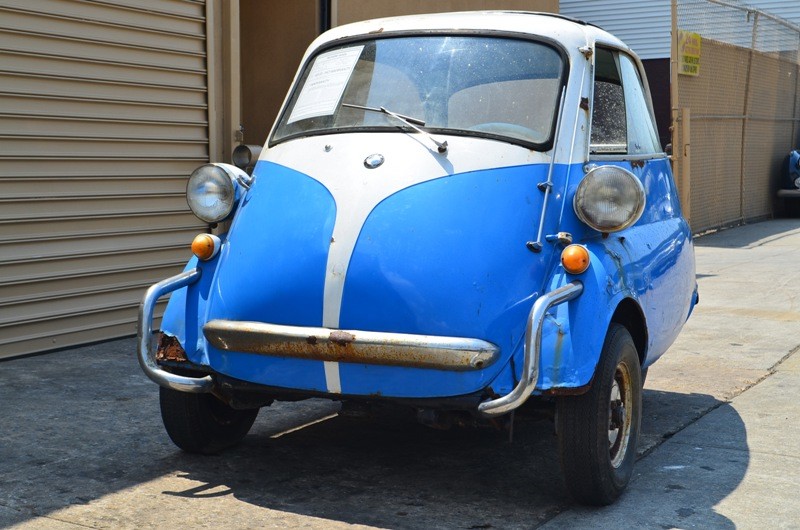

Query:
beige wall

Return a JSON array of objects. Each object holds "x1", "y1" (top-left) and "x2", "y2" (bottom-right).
[
  {"x1": 240, "y1": 0, "x2": 319, "y2": 145},
  {"x1": 332, "y1": 0, "x2": 558, "y2": 26}
]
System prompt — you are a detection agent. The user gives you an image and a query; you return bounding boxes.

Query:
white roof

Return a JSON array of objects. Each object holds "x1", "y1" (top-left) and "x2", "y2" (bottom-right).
[{"x1": 306, "y1": 11, "x2": 631, "y2": 59}]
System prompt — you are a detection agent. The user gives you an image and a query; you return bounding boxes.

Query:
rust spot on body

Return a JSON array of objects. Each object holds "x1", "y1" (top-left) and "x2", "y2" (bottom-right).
[
  {"x1": 542, "y1": 382, "x2": 591, "y2": 396},
  {"x1": 306, "y1": 336, "x2": 318, "y2": 345},
  {"x1": 156, "y1": 333, "x2": 187, "y2": 362},
  {"x1": 552, "y1": 328, "x2": 565, "y2": 382},
  {"x1": 329, "y1": 330, "x2": 356, "y2": 346}
]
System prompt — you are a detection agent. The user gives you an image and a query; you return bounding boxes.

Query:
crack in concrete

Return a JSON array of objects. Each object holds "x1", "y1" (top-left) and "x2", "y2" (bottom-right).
[{"x1": 644, "y1": 344, "x2": 799, "y2": 458}]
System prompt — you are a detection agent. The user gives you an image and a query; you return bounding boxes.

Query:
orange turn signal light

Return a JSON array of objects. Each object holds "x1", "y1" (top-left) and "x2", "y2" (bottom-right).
[
  {"x1": 191, "y1": 233, "x2": 221, "y2": 261},
  {"x1": 561, "y1": 244, "x2": 590, "y2": 275}
]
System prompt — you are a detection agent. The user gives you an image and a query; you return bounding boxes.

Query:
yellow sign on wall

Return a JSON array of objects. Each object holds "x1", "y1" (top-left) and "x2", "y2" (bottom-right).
[{"x1": 678, "y1": 30, "x2": 702, "y2": 76}]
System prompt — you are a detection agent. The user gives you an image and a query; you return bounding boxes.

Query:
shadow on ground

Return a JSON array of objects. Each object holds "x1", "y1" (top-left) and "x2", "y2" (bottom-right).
[
  {"x1": 694, "y1": 218, "x2": 800, "y2": 249},
  {"x1": 0, "y1": 339, "x2": 748, "y2": 529}
]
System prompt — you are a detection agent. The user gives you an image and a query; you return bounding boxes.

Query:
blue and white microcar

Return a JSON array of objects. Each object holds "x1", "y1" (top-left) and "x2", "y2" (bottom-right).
[{"x1": 138, "y1": 11, "x2": 697, "y2": 505}]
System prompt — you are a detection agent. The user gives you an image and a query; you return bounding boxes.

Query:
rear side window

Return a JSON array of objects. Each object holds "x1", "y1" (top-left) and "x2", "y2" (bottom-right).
[{"x1": 590, "y1": 48, "x2": 660, "y2": 155}]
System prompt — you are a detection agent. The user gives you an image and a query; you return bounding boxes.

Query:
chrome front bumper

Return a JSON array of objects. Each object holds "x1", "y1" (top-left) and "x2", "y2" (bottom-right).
[
  {"x1": 204, "y1": 320, "x2": 499, "y2": 371},
  {"x1": 138, "y1": 269, "x2": 583, "y2": 418},
  {"x1": 137, "y1": 269, "x2": 213, "y2": 393}
]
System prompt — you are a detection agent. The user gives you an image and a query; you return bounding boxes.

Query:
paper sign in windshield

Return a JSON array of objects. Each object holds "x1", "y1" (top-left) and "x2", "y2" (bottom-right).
[{"x1": 288, "y1": 46, "x2": 364, "y2": 124}]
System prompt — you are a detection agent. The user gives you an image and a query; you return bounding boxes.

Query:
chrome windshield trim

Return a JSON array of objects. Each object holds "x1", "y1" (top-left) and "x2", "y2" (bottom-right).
[
  {"x1": 477, "y1": 281, "x2": 583, "y2": 417},
  {"x1": 204, "y1": 320, "x2": 500, "y2": 371},
  {"x1": 137, "y1": 269, "x2": 213, "y2": 393},
  {"x1": 588, "y1": 152, "x2": 668, "y2": 162}
]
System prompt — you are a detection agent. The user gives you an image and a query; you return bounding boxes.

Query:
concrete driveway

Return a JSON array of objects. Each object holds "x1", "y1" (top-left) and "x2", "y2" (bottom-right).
[{"x1": 2, "y1": 219, "x2": 799, "y2": 529}]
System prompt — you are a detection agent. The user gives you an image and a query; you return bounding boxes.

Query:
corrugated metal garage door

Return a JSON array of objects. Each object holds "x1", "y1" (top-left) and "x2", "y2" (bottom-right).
[{"x1": 0, "y1": 0, "x2": 208, "y2": 358}]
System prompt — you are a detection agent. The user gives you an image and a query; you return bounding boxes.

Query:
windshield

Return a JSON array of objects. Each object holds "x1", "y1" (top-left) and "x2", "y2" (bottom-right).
[{"x1": 271, "y1": 35, "x2": 565, "y2": 149}]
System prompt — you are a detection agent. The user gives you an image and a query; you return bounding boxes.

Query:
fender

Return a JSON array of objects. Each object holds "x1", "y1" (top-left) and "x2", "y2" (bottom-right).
[
  {"x1": 160, "y1": 254, "x2": 218, "y2": 367},
  {"x1": 535, "y1": 245, "x2": 642, "y2": 391}
]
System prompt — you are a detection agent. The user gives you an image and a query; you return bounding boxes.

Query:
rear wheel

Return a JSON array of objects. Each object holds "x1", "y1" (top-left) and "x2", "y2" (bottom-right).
[
  {"x1": 556, "y1": 323, "x2": 642, "y2": 505},
  {"x1": 159, "y1": 387, "x2": 259, "y2": 454}
]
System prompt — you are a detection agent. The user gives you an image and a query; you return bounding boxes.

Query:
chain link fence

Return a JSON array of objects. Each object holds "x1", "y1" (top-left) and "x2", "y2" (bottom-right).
[{"x1": 672, "y1": 0, "x2": 800, "y2": 233}]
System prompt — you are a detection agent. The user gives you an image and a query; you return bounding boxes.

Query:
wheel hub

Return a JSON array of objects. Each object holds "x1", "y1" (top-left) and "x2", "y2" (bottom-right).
[
  {"x1": 608, "y1": 365, "x2": 632, "y2": 468},
  {"x1": 610, "y1": 400, "x2": 626, "y2": 429}
]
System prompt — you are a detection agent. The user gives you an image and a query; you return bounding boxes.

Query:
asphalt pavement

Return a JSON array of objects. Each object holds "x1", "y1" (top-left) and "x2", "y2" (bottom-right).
[{"x1": 1, "y1": 219, "x2": 799, "y2": 529}]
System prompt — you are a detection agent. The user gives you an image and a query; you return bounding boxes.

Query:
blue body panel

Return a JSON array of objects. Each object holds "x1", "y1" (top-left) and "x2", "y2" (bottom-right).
[
  {"x1": 337, "y1": 164, "x2": 563, "y2": 396},
  {"x1": 535, "y1": 157, "x2": 695, "y2": 390},
  {"x1": 165, "y1": 161, "x2": 565, "y2": 397},
  {"x1": 161, "y1": 154, "x2": 695, "y2": 400},
  {"x1": 207, "y1": 165, "x2": 335, "y2": 327}
]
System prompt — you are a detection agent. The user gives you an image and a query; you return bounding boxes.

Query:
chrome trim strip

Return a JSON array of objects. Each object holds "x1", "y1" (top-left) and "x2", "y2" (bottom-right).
[
  {"x1": 203, "y1": 320, "x2": 500, "y2": 371},
  {"x1": 477, "y1": 281, "x2": 583, "y2": 417},
  {"x1": 137, "y1": 269, "x2": 213, "y2": 393},
  {"x1": 530, "y1": 86, "x2": 566, "y2": 252},
  {"x1": 588, "y1": 153, "x2": 668, "y2": 162}
]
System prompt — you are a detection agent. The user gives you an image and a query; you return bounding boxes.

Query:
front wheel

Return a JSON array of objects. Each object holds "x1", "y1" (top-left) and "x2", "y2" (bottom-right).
[
  {"x1": 159, "y1": 387, "x2": 259, "y2": 454},
  {"x1": 556, "y1": 323, "x2": 642, "y2": 505}
]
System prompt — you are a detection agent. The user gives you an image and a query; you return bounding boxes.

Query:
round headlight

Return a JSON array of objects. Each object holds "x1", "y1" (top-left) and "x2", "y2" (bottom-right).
[
  {"x1": 574, "y1": 166, "x2": 646, "y2": 233},
  {"x1": 186, "y1": 164, "x2": 236, "y2": 223}
]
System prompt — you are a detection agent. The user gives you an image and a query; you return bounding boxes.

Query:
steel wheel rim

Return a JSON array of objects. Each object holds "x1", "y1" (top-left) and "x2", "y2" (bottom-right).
[{"x1": 608, "y1": 361, "x2": 633, "y2": 468}]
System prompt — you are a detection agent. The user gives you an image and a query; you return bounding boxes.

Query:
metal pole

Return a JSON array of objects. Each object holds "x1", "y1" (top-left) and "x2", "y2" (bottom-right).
[
  {"x1": 670, "y1": 0, "x2": 679, "y2": 151},
  {"x1": 319, "y1": 0, "x2": 331, "y2": 33},
  {"x1": 670, "y1": 0, "x2": 691, "y2": 224},
  {"x1": 681, "y1": 107, "x2": 691, "y2": 223},
  {"x1": 739, "y1": 11, "x2": 760, "y2": 223}
]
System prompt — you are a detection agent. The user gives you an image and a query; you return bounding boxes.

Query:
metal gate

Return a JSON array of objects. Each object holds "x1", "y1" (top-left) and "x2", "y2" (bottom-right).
[{"x1": 0, "y1": 0, "x2": 210, "y2": 357}]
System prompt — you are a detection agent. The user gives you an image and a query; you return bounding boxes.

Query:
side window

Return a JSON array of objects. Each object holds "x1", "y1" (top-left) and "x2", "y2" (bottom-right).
[
  {"x1": 619, "y1": 54, "x2": 660, "y2": 154},
  {"x1": 590, "y1": 49, "x2": 661, "y2": 155},
  {"x1": 590, "y1": 48, "x2": 626, "y2": 154}
]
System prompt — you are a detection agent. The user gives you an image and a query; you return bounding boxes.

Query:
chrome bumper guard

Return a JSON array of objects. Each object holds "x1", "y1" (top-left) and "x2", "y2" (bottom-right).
[
  {"x1": 204, "y1": 320, "x2": 500, "y2": 371},
  {"x1": 137, "y1": 269, "x2": 213, "y2": 393},
  {"x1": 477, "y1": 281, "x2": 583, "y2": 418}
]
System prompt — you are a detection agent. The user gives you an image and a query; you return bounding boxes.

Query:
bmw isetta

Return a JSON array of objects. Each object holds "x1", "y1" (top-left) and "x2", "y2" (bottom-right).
[{"x1": 138, "y1": 11, "x2": 697, "y2": 505}]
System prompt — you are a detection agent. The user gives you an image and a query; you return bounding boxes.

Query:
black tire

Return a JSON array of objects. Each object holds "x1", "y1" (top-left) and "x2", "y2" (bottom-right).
[
  {"x1": 556, "y1": 323, "x2": 642, "y2": 505},
  {"x1": 159, "y1": 387, "x2": 259, "y2": 454}
]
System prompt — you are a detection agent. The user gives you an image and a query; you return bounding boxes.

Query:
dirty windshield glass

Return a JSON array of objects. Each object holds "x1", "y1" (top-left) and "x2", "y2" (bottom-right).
[{"x1": 271, "y1": 35, "x2": 564, "y2": 148}]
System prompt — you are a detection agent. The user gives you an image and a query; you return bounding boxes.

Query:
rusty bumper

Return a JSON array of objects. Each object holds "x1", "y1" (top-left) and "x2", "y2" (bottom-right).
[{"x1": 203, "y1": 320, "x2": 500, "y2": 371}]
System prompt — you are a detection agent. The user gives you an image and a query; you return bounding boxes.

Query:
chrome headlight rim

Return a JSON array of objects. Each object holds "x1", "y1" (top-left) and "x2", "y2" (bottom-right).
[
  {"x1": 186, "y1": 163, "x2": 241, "y2": 224},
  {"x1": 573, "y1": 165, "x2": 646, "y2": 233}
]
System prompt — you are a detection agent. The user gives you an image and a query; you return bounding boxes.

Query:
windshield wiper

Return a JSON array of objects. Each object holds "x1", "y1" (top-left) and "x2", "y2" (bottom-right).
[{"x1": 342, "y1": 103, "x2": 448, "y2": 154}]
